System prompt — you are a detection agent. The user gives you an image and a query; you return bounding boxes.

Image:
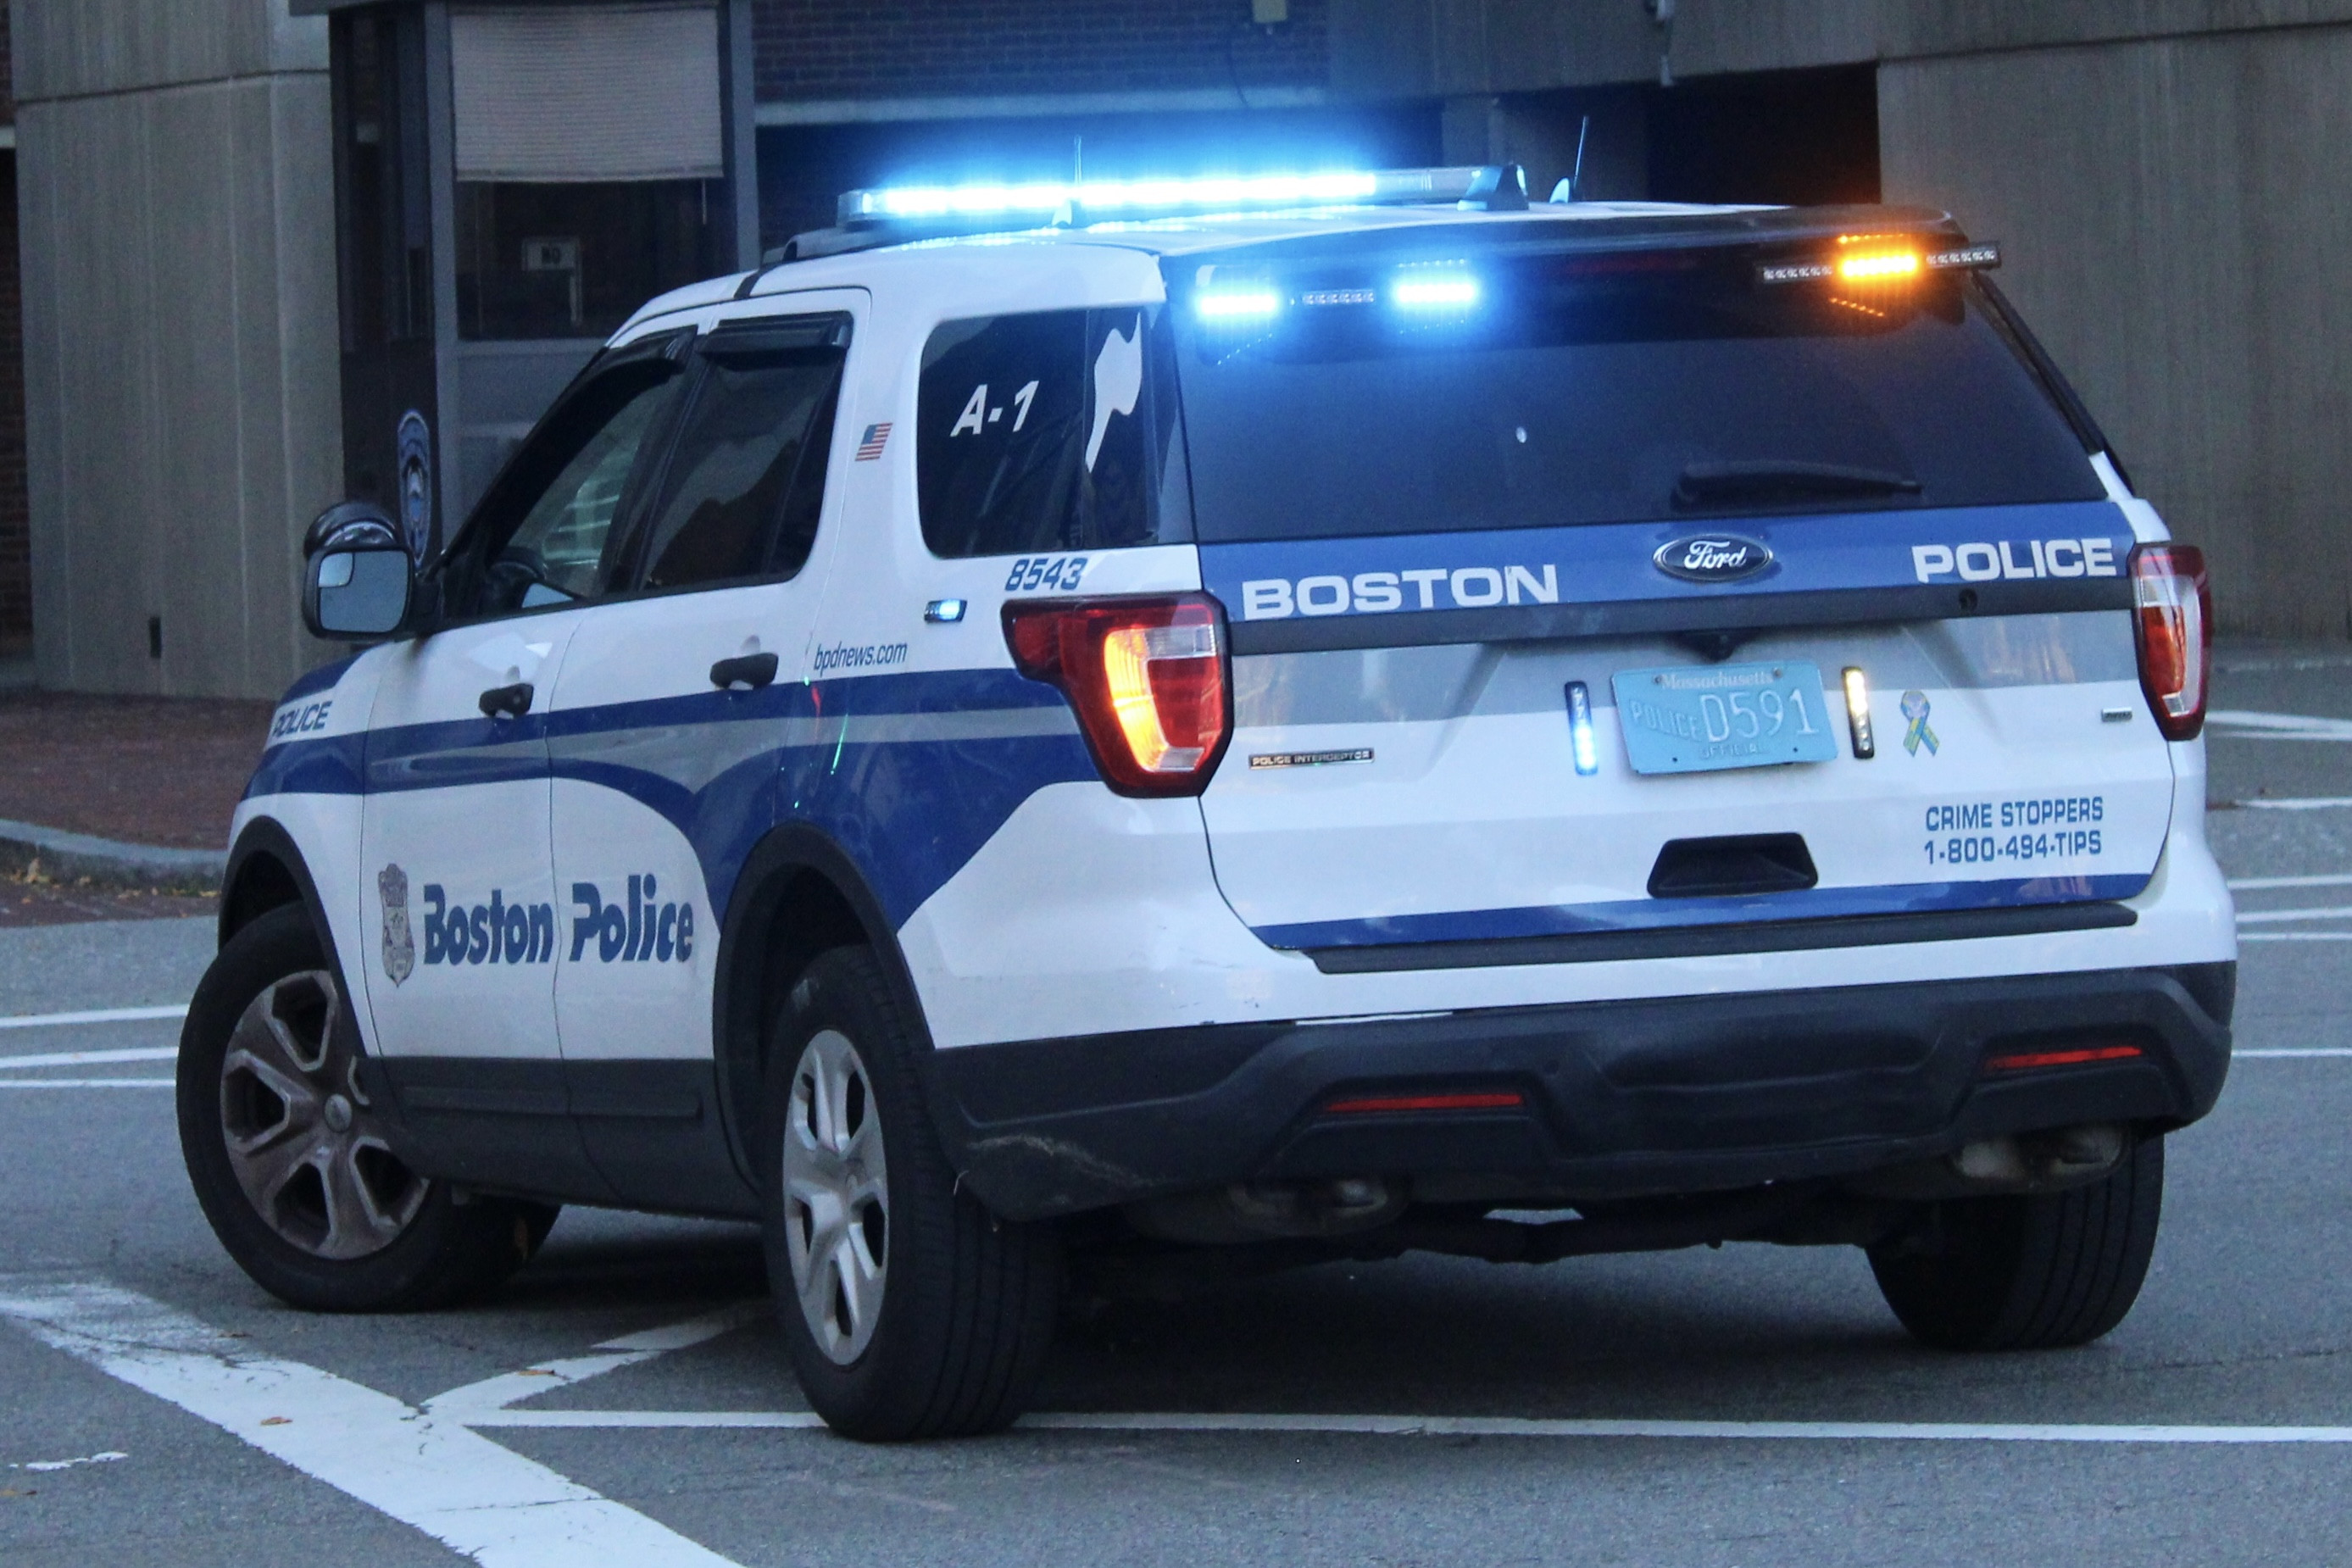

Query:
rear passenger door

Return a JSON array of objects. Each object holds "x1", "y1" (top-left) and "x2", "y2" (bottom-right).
[{"x1": 546, "y1": 298, "x2": 859, "y2": 1209}]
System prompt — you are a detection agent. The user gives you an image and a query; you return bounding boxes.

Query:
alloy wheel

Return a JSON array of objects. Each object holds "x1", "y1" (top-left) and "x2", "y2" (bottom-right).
[
  {"x1": 781, "y1": 1028, "x2": 890, "y2": 1365},
  {"x1": 219, "y1": 970, "x2": 427, "y2": 1259}
]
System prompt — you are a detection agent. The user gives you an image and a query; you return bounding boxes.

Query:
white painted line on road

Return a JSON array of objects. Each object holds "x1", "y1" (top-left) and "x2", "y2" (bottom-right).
[
  {"x1": 0, "y1": 1079, "x2": 173, "y2": 1088},
  {"x1": 2237, "y1": 907, "x2": 2352, "y2": 924},
  {"x1": 0, "y1": 1046, "x2": 177, "y2": 1069},
  {"x1": 0, "y1": 1004, "x2": 186, "y2": 1031},
  {"x1": 7, "y1": 1450, "x2": 126, "y2": 1471},
  {"x1": 2209, "y1": 710, "x2": 2352, "y2": 742},
  {"x1": 471, "y1": 1409, "x2": 824, "y2": 1428},
  {"x1": 2238, "y1": 933, "x2": 2352, "y2": 942},
  {"x1": 2228, "y1": 798, "x2": 2352, "y2": 811},
  {"x1": 2237, "y1": 1049, "x2": 2352, "y2": 1058},
  {"x1": 0, "y1": 1280, "x2": 746, "y2": 1568},
  {"x1": 2229, "y1": 873, "x2": 2352, "y2": 891},
  {"x1": 453, "y1": 1408, "x2": 2352, "y2": 1444},
  {"x1": 424, "y1": 1302, "x2": 765, "y2": 1422}
]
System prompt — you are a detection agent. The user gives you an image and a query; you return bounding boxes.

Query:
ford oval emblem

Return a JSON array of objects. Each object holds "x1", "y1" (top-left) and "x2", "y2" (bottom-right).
[{"x1": 1654, "y1": 533, "x2": 1775, "y2": 583}]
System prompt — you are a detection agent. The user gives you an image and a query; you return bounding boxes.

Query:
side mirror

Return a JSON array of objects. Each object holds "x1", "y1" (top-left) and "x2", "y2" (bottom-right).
[{"x1": 305, "y1": 545, "x2": 414, "y2": 640}]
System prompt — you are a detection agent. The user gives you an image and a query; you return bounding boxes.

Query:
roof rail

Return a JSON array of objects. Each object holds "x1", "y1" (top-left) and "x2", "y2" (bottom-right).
[{"x1": 760, "y1": 164, "x2": 1532, "y2": 266}]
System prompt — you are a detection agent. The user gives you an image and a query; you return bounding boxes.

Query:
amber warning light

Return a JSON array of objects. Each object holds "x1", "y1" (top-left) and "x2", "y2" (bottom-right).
[{"x1": 1758, "y1": 238, "x2": 2001, "y2": 287}]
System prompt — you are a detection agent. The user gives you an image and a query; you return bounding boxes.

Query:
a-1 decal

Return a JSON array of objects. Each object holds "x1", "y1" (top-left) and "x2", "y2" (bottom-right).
[
  {"x1": 951, "y1": 380, "x2": 1040, "y2": 437},
  {"x1": 1004, "y1": 554, "x2": 1089, "y2": 592},
  {"x1": 570, "y1": 876, "x2": 695, "y2": 965}
]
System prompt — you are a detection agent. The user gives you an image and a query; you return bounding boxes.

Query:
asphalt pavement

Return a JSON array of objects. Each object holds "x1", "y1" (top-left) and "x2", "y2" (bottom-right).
[{"x1": 7, "y1": 647, "x2": 2352, "y2": 1565}]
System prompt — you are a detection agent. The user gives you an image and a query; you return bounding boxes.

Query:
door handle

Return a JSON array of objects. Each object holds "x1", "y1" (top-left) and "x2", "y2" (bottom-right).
[
  {"x1": 478, "y1": 681, "x2": 534, "y2": 720},
  {"x1": 709, "y1": 652, "x2": 780, "y2": 691}
]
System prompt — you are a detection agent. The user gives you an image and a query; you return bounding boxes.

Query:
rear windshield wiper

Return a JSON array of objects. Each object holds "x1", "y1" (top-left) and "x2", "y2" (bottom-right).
[{"x1": 1674, "y1": 460, "x2": 1922, "y2": 509}]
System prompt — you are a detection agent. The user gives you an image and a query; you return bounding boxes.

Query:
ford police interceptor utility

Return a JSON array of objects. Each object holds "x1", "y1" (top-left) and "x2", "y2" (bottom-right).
[{"x1": 181, "y1": 165, "x2": 2231, "y2": 1440}]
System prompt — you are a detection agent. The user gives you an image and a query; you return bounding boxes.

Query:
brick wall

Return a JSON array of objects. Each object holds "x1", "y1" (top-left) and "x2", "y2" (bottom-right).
[{"x1": 751, "y1": 1, "x2": 1330, "y2": 103}]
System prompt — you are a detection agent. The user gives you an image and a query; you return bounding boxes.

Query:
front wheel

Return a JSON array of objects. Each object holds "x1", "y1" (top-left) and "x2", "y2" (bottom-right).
[
  {"x1": 1869, "y1": 1135, "x2": 2164, "y2": 1351},
  {"x1": 760, "y1": 947, "x2": 1061, "y2": 1440},
  {"x1": 178, "y1": 904, "x2": 556, "y2": 1311}
]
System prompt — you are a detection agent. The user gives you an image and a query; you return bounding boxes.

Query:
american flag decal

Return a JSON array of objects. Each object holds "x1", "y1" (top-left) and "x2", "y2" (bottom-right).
[{"x1": 854, "y1": 422, "x2": 892, "y2": 460}]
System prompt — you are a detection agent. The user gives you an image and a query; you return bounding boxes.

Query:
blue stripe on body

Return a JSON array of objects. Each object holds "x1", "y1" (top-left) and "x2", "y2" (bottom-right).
[
  {"x1": 1252, "y1": 873, "x2": 2153, "y2": 950},
  {"x1": 240, "y1": 666, "x2": 1097, "y2": 931},
  {"x1": 277, "y1": 655, "x2": 357, "y2": 706},
  {"x1": 1200, "y1": 500, "x2": 2131, "y2": 624}
]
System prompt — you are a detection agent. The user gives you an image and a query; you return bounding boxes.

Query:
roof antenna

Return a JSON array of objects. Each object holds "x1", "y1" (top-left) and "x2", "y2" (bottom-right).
[
  {"x1": 1644, "y1": 0, "x2": 1676, "y2": 87},
  {"x1": 1565, "y1": 114, "x2": 1590, "y2": 202}
]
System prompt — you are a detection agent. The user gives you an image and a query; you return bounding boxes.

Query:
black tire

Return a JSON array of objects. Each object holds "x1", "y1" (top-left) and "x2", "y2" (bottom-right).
[
  {"x1": 178, "y1": 904, "x2": 557, "y2": 1312},
  {"x1": 1869, "y1": 1136, "x2": 2164, "y2": 1351},
  {"x1": 759, "y1": 947, "x2": 1061, "y2": 1440}
]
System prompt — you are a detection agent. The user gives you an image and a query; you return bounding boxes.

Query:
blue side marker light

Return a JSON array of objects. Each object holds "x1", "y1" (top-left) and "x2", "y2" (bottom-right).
[
  {"x1": 1565, "y1": 681, "x2": 1599, "y2": 776},
  {"x1": 925, "y1": 599, "x2": 967, "y2": 624}
]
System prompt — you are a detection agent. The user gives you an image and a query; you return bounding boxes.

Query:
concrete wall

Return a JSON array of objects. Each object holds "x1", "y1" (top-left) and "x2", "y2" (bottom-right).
[
  {"x1": 1332, "y1": 1, "x2": 2352, "y2": 638},
  {"x1": 14, "y1": 0, "x2": 341, "y2": 697},
  {"x1": 1882, "y1": 27, "x2": 2352, "y2": 639}
]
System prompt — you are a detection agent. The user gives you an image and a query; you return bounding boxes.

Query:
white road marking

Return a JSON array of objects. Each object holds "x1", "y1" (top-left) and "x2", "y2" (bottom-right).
[
  {"x1": 2228, "y1": 797, "x2": 2352, "y2": 811},
  {"x1": 453, "y1": 1408, "x2": 2352, "y2": 1444},
  {"x1": 2209, "y1": 710, "x2": 2352, "y2": 742},
  {"x1": 0, "y1": 1004, "x2": 186, "y2": 1031},
  {"x1": 2237, "y1": 1049, "x2": 2352, "y2": 1058},
  {"x1": 0, "y1": 1046, "x2": 177, "y2": 1069},
  {"x1": 2237, "y1": 907, "x2": 2352, "y2": 924},
  {"x1": 0, "y1": 1079, "x2": 174, "y2": 1089},
  {"x1": 8, "y1": 1450, "x2": 127, "y2": 1471},
  {"x1": 424, "y1": 1303, "x2": 765, "y2": 1422},
  {"x1": 2228, "y1": 873, "x2": 2352, "y2": 891},
  {"x1": 2239, "y1": 933, "x2": 2352, "y2": 942},
  {"x1": 0, "y1": 1280, "x2": 745, "y2": 1568}
]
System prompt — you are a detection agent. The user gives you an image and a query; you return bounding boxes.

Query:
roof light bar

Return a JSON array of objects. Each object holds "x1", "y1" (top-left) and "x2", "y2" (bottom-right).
[{"x1": 837, "y1": 165, "x2": 1525, "y2": 227}]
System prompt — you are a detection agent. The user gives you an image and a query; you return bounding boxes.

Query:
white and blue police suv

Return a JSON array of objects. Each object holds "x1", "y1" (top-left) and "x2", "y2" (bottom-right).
[{"x1": 181, "y1": 167, "x2": 2232, "y2": 1440}]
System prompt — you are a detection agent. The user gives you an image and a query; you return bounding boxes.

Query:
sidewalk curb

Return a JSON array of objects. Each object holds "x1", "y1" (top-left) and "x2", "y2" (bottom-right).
[{"x1": 0, "y1": 818, "x2": 225, "y2": 894}]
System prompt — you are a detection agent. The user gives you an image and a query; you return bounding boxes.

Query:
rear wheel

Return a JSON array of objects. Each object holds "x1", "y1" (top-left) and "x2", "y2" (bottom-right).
[
  {"x1": 760, "y1": 947, "x2": 1061, "y2": 1440},
  {"x1": 179, "y1": 904, "x2": 556, "y2": 1311},
  {"x1": 1869, "y1": 1136, "x2": 2163, "y2": 1350}
]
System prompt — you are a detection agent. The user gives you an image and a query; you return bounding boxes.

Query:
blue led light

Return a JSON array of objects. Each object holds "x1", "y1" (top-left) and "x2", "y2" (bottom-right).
[
  {"x1": 1393, "y1": 273, "x2": 1480, "y2": 311},
  {"x1": 1194, "y1": 289, "x2": 1282, "y2": 325},
  {"x1": 1565, "y1": 681, "x2": 1599, "y2": 776}
]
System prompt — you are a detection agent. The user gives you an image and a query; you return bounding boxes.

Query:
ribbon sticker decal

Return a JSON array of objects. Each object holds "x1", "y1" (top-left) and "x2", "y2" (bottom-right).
[{"x1": 1900, "y1": 690, "x2": 1938, "y2": 756}]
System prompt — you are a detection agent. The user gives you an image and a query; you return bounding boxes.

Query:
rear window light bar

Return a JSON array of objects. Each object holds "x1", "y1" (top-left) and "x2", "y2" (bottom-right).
[
  {"x1": 837, "y1": 165, "x2": 1531, "y2": 227},
  {"x1": 1757, "y1": 240, "x2": 2001, "y2": 286}
]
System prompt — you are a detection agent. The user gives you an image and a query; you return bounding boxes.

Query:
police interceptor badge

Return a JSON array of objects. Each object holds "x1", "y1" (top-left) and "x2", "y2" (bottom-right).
[{"x1": 1654, "y1": 534, "x2": 1775, "y2": 583}]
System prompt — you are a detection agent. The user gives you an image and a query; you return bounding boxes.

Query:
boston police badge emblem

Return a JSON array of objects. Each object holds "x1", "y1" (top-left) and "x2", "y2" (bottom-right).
[{"x1": 379, "y1": 863, "x2": 416, "y2": 985}]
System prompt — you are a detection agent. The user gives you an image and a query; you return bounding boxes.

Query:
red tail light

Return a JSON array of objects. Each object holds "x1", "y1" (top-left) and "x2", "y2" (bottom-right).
[
  {"x1": 2129, "y1": 543, "x2": 2210, "y2": 742},
  {"x1": 1004, "y1": 594, "x2": 1233, "y2": 797}
]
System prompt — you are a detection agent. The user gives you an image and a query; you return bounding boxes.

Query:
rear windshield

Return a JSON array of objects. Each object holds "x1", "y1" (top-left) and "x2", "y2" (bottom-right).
[{"x1": 1170, "y1": 239, "x2": 2105, "y2": 543}]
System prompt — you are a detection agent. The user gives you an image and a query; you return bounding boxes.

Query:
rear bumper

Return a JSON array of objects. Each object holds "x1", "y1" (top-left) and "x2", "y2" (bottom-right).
[{"x1": 926, "y1": 963, "x2": 2233, "y2": 1221}]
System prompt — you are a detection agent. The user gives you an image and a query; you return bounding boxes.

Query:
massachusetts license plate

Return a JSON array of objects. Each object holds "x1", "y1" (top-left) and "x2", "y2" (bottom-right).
[{"x1": 1610, "y1": 660, "x2": 1840, "y2": 775}]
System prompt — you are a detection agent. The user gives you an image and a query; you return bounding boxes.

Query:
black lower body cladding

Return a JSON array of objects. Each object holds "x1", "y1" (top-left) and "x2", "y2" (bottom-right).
[{"x1": 925, "y1": 965, "x2": 2233, "y2": 1221}]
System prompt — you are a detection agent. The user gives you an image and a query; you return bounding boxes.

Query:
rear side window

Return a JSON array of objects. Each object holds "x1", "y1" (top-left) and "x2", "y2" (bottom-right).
[
  {"x1": 624, "y1": 318, "x2": 847, "y2": 591},
  {"x1": 916, "y1": 308, "x2": 1188, "y2": 558}
]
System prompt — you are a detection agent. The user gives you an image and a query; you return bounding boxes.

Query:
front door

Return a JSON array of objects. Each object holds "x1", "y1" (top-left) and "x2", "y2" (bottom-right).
[
  {"x1": 359, "y1": 331, "x2": 692, "y2": 1198},
  {"x1": 548, "y1": 298, "x2": 858, "y2": 1210}
]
